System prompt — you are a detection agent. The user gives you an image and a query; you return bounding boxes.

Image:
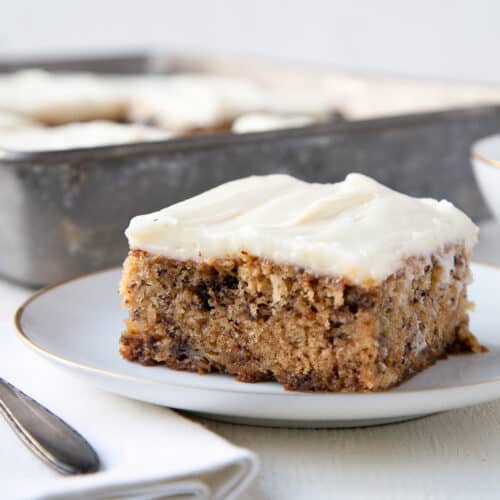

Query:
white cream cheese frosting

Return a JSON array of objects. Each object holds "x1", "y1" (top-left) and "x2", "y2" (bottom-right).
[
  {"x1": 0, "y1": 70, "x2": 126, "y2": 124},
  {"x1": 0, "y1": 110, "x2": 40, "y2": 130},
  {"x1": 127, "y1": 74, "x2": 268, "y2": 132},
  {"x1": 232, "y1": 112, "x2": 316, "y2": 133},
  {"x1": 125, "y1": 174, "x2": 478, "y2": 285},
  {"x1": 0, "y1": 121, "x2": 169, "y2": 152}
]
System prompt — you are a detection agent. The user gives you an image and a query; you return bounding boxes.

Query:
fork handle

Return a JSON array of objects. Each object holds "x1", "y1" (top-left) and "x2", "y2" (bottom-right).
[{"x1": 0, "y1": 378, "x2": 100, "y2": 474}]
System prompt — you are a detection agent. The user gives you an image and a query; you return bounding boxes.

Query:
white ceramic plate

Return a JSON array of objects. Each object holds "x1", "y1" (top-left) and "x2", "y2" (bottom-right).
[{"x1": 15, "y1": 263, "x2": 500, "y2": 428}]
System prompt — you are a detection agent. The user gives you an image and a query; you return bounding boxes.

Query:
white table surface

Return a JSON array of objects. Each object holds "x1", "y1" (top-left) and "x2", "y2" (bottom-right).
[{"x1": 2, "y1": 222, "x2": 500, "y2": 500}]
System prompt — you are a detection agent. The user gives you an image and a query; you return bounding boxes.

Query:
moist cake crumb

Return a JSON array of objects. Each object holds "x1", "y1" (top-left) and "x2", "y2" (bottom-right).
[{"x1": 120, "y1": 246, "x2": 482, "y2": 392}]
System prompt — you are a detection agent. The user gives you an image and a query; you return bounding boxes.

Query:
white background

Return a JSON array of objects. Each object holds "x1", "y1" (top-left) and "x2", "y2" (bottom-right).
[{"x1": 1, "y1": 0, "x2": 499, "y2": 83}]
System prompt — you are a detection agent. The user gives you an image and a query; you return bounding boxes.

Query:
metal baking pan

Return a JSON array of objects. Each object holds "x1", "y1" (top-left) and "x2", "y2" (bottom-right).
[{"x1": 0, "y1": 54, "x2": 497, "y2": 287}]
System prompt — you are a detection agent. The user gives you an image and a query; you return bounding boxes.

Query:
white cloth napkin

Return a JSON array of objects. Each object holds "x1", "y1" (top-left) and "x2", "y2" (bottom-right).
[{"x1": 0, "y1": 279, "x2": 258, "y2": 500}]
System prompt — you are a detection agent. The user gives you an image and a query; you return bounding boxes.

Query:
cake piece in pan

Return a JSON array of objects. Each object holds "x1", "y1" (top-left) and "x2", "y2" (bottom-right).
[
  {"x1": 120, "y1": 174, "x2": 482, "y2": 392},
  {"x1": 128, "y1": 73, "x2": 330, "y2": 134}
]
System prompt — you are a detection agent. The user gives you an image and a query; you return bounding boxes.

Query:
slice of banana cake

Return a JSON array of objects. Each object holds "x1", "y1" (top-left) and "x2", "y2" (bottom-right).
[{"x1": 120, "y1": 174, "x2": 482, "y2": 392}]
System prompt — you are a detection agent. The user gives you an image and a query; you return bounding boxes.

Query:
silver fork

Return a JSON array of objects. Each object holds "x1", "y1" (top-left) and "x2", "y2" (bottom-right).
[{"x1": 0, "y1": 377, "x2": 100, "y2": 474}]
